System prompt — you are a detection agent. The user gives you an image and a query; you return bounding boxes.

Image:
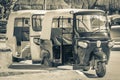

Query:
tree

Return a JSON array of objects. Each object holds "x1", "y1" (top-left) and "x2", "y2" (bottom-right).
[
  {"x1": 0, "y1": 0, "x2": 13, "y2": 19},
  {"x1": 0, "y1": 0, "x2": 12, "y2": 8}
]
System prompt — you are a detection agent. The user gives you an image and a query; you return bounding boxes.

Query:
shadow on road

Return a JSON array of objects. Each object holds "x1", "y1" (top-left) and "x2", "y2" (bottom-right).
[
  {"x1": 83, "y1": 72, "x2": 98, "y2": 78},
  {"x1": 9, "y1": 64, "x2": 73, "y2": 71},
  {"x1": 9, "y1": 64, "x2": 58, "y2": 70},
  {"x1": 1, "y1": 64, "x2": 74, "y2": 77}
]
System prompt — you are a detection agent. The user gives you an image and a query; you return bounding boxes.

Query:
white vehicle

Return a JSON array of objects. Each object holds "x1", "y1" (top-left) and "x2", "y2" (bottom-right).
[
  {"x1": 109, "y1": 14, "x2": 120, "y2": 48},
  {"x1": 6, "y1": 10, "x2": 47, "y2": 63},
  {"x1": 38, "y1": 9, "x2": 81, "y2": 65}
]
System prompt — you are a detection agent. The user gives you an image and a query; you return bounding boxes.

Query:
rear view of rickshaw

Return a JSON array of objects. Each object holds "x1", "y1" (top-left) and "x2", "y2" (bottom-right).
[
  {"x1": 39, "y1": 9, "x2": 114, "y2": 77},
  {"x1": 6, "y1": 10, "x2": 47, "y2": 63},
  {"x1": 72, "y1": 10, "x2": 114, "y2": 77}
]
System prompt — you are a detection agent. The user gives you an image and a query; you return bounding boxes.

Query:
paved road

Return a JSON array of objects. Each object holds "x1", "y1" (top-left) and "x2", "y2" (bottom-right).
[
  {"x1": 0, "y1": 51, "x2": 120, "y2": 80},
  {"x1": 82, "y1": 51, "x2": 120, "y2": 80}
]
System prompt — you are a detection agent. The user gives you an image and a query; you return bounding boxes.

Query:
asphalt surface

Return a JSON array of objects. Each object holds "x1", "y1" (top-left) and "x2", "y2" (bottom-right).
[
  {"x1": 82, "y1": 50, "x2": 120, "y2": 80},
  {"x1": 0, "y1": 50, "x2": 120, "y2": 80}
]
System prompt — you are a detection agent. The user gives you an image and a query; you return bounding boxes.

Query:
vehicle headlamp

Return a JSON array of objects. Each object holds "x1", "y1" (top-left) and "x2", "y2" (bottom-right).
[
  {"x1": 78, "y1": 41, "x2": 88, "y2": 48},
  {"x1": 108, "y1": 40, "x2": 114, "y2": 48},
  {"x1": 97, "y1": 40, "x2": 101, "y2": 47}
]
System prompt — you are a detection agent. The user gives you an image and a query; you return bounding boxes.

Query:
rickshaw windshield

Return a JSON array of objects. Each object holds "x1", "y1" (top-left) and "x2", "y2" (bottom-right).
[{"x1": 75, "y1": 13, "x2": 107, "y2": 33}]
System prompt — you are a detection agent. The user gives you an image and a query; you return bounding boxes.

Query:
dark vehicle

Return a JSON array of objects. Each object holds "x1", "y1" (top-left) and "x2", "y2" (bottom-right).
[{"x1": 38, "y1": 9, "x2": 114, "y2": 77}]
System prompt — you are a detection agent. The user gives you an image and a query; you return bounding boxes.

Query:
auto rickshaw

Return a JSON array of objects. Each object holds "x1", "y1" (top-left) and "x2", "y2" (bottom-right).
[
  {"x1": 108, "y1": 14, "x2": 120, "y2": 49},
  {"x1": 35, "y1": 9, "x2": 114, "y2": 77},
  {"x1": 72, "y1": 10, "x2": 114, "y2": 77},
  {"x1": 6, "y1": 10, "x2": 47, "y2": 63}
]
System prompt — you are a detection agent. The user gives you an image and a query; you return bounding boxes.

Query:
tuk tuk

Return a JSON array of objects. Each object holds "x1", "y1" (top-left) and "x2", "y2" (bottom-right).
[
  {"x1": 108, "y1": 14, "x2": 120, "y2": 48},
  {"x1": 39, "y1": 9, "x2": 114, "y2": 77},
  {"x1": 6, "y1": 10, "x2": 47, "y2": 63}
]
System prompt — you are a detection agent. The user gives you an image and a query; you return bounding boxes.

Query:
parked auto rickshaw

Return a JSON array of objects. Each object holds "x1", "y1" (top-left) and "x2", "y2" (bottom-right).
[
  {"x1": 38, "y1": 9, "x2": 114, "y2": 77},
  {"x1": 6, "y1": 10, "x2": 47, "y2": 63},
  {"x1": 72, "y1": 10, "x2": 114, "y2": 77},
  {"x1": 37, "y1": 9, "x2": 80, "y2": 66},
  {"x1": 108, "y1": 14, "x2": 120, "y2": 48}
]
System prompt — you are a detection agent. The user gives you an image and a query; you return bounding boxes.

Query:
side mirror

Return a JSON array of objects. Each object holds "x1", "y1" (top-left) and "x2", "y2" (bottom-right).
[{"x1": 33, "y1": 37, "x2": 40, "y2": 45}]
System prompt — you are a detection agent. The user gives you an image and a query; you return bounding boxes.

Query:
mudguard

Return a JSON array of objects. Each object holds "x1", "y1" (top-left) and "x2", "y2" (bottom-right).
[{"x1": 94, "y1": 48, "x2": 107, "y2": 62}]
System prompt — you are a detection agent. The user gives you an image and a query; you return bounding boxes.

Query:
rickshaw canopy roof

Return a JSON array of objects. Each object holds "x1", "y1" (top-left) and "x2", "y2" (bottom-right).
[
  {"x1": 6, "y1": 10, "x2": 48, "y2": 38},
  {"x1": 10, "y1": 10, "x2": 48, "y2": 18}
]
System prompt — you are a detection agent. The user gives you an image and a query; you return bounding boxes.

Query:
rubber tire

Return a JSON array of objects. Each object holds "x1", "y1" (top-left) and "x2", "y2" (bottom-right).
[
  {"x1": 42, "y1": 57, "x2": 52, "y2": 67},
  {"x1": 96, "y1": 62, "x2": 106, "y2": 77}
]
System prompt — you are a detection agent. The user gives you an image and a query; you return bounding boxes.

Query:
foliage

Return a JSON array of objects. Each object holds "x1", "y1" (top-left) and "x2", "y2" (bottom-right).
[{"x1": 0, "y1": 0, "x2": 11, "y2": 7}]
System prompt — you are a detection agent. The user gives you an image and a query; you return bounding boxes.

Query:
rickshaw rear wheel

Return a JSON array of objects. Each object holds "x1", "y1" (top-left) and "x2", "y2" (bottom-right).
[
  {"x1": 96, "y1": 62, "x2": 106, "y2": 77},
  {"x1": 41, "y1": 50, "x2": 52, "y2": 67},
  {"x1": 42, "y1": 57, "x2": 52, "y2": 67}
]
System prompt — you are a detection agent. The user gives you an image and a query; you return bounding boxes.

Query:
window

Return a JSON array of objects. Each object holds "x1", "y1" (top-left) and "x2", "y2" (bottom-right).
[
  {"x1": 112, "y1": 18, "x2": 120, "y2": 25},
  {"x1": 52, "y1": 17, "x2": 73, "y2": 28},
  {"x1": 14, "y1": 18, "x2": 30, "y2": 27},
  {"x1": 76, "y1": 14, "x2": 107, "y2": 32},
  {"x1": 32, "y1": 14, "x2": 44, "y2": 31},
  {"x1": 52, "y1": 17, "x2": 73, "y2": 34},
  {"x1": 14, "y1": 18, "x2": 30, "y2": 43},
  {"x1": 51, "y1": 16, "x2": 73, "y2": 45}
]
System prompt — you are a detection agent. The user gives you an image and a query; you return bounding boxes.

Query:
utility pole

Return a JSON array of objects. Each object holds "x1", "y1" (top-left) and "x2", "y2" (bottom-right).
[
  {"x1": 43, "y1": 0, "x2": 46, "y2": 10},
  {"x1": 69, "y1": 0, "x2": 72, "y2": 8}
]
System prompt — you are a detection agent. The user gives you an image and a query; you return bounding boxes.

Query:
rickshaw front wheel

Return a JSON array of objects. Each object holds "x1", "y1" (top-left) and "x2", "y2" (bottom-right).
[{"x1": 96, "y1": 62, "x2": 106, "y2": 77}]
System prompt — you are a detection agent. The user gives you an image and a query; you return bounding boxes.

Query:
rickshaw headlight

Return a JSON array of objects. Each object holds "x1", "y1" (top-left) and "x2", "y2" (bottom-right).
[
  {"x1": 78, "y1": 42, "x2": 88, "y2": 48},
  {"x1": 108, "y1": 41, "x2": 114, "y2": 48},
  {"x1": 97, "y1": 40, "x2": 101, "y2": 47}
]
